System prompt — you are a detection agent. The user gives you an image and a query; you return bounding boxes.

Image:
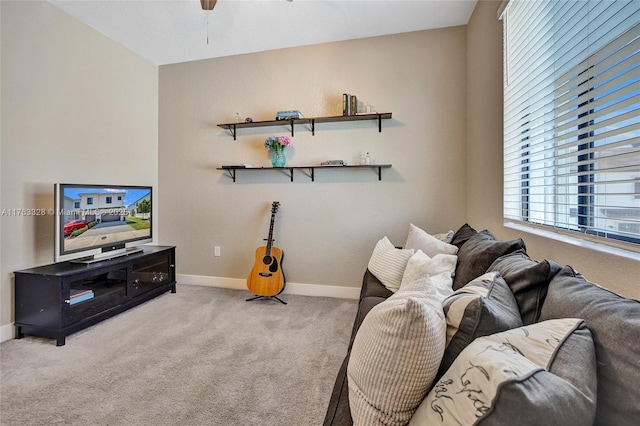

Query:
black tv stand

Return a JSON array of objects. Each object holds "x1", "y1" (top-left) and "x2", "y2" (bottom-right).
[{"x1": 14, "y1": 245, "x2": 176, "y2": 346}]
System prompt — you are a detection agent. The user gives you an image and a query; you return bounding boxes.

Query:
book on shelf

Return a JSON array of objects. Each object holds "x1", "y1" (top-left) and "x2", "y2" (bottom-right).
[{"x1": 70, "y1": 289, "x2": 94, "y2": 305}]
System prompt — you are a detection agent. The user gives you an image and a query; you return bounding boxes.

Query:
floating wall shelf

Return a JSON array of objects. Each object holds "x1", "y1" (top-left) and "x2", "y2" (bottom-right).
[
  {"x1": 217, "y1": 164, "x2": 392, "y2": 182},
  {"x1": 217, "y1": 112, "x2": 392, "y2": 140}
]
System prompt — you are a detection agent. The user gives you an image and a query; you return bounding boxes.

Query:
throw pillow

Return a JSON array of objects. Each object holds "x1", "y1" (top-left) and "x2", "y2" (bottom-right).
[
  {"x1": 452, "y1": 230, "x2": 525, "y2": 290},
  {"x1": 488, "y1": 249, "x2": 562, "y2": 325},
  {"x1": 400, "y1": 250, "x2": 457, "y2": 303},
  {"x1": 439, "y1": 271, "x2": 523, "y2": 377},
  {"x1": 433, "y1": 230, "x2": 454, "y2": 244},
  {"x1": 450, "y1": 223, "x2": 478, "y2": 250},
  {"x1": 367, "y1": 236, "x2": 414, "y2": 292},
  {"x1": 540, "y1": 266, "x2": 640, "y2": 426},
  {"x1": 347, "y1": 276, "x2": 446, "y2": 426},
  {"x1": 411, "y1": 319, "x2": 597, "y2": 426},
  {"x1": 404, "y1": 223, "x2": 458, "y2": 257}
]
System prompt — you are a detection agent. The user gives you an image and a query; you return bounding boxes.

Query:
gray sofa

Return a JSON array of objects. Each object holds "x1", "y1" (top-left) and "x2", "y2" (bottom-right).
[{"x1": 323, "y1": 224, "x2": 640, "y2": 426}]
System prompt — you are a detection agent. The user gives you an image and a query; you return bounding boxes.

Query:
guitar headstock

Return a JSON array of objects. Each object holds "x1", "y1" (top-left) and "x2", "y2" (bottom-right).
[{"x1": 271, "y1": 201, "x2": 280, "y2": 214}]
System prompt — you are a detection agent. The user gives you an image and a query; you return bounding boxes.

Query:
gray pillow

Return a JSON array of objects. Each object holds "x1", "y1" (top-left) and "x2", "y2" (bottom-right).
[
  {"x1": 540, "y1": 266, "x2": 640, "y2": 426},
  {"x1": 487, "y1": 249, "x2": 562, "y2": 325},
  {"x1": 411, "y1": 319, "x2": 597, "y2": 426},
  {"x1": 439, "y1": 271, "x2": 523, "y2": 377},
  {"x1": 452, "y1": 230, "x2": 526, "y2": 290},
  {"x1": 450, "y1": 223, "x2": 478, "y2": 250}
]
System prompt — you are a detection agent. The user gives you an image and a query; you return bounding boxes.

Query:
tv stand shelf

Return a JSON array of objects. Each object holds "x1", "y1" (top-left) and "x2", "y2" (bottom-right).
[
  {"x1": 218, "y1": 112, "x2": 392, "y2": 140},
  {"x1": 217, "y1": 164, "x2": 392, "y2": 182},
  {"x1": 14, "y1": 245, "x2": 176, "y2": 346}
]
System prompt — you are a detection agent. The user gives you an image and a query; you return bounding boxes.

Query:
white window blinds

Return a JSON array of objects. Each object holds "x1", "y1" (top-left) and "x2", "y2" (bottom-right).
[{"x1": 502, "y1": 0, "x2": 640, "y2": 248}]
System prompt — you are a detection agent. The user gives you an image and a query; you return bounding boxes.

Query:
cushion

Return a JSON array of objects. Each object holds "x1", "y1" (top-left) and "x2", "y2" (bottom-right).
[
  {"x1": 540, "y1": 266, "x2": 640, "y2": 426},
  {"x1": 487, "y1": 249, "x2": 562, "y2": 325},
  {"x1": 401, "y1": 250, "x2": 457, "y2": 304},
  {"x1": 347, "y1": 273, "x2": 446, "y2": 425},
  {"x1": 450, "y1": 223, "x2": 478, "y2": 250},
  {"x1": 452, "y1": 230, "x2": 525, "y2": 290},
  {"x1": 404, "y1": 223, "x2": 458, "y2": 257},
  {"x1": 411, "y1": 319, "x2": 597, "y2": 426},
  {"x1": 439, "y1": 271, "x2": 523, "y2": 376},
  {"x1": 367, "y1": 236, "x2": 414, "y2": 292},
  {"x1": 433, "y1": 230, "x2": 454, "y2": 244}
]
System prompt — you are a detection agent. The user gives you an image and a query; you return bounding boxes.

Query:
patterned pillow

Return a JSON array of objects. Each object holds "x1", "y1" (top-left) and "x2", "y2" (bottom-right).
[
  {"x1": 452, "y1": 230, "x2": 525, "y2": 290},
  {"x1": 367, "y1": 236, "x2": 414, "y2": 292},
  {"x1": 439, "y1": 271, "x2": 522, "y2": 377},
  {"x1": 411, "y1": 319, "x2": 597, "y2": 426},
  {"x1": 347, "y1": 275, "x2": 446, "y2": 425},
  {"x1": 404, "y1": 223, "x2": 458, "y2": 257}
]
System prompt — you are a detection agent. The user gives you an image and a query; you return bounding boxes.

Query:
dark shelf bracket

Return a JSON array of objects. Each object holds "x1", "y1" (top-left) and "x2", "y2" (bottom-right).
[{"x1": 223, "y1": 168, "x2": 237, "y2": 182}]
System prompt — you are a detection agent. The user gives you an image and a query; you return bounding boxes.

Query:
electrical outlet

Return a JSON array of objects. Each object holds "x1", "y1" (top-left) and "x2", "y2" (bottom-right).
[{"x1": 214, "y1": 246, "x2": 221, "y2": 257}]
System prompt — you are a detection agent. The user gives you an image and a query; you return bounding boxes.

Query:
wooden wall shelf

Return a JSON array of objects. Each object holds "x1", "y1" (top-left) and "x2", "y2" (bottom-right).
[
  {"x1": 217, "y1": 112, "x2": 392, "y2": 140},
  {"x1": 217, "y1": 164, "x2": 392, "y2": 182}
]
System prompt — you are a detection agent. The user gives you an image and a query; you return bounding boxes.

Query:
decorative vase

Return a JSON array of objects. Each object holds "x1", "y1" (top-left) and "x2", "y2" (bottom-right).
[{"x1": 271, "y1": 148, "x2": 286, "y2": 167}]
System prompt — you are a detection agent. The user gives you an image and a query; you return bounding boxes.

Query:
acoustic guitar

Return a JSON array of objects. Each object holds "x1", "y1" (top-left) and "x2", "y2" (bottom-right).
[{"x1": 246, "y1": 201, "x2": 286, "y2": 301}]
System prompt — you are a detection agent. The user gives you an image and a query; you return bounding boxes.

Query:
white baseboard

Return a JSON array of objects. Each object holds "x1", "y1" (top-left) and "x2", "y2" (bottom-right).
[
  {"x1": 176, "y1": 274, "x2": 360, "y2": 300},
  {"x1": 1, "y1": 323, "x2": 14, "y2": 343}
]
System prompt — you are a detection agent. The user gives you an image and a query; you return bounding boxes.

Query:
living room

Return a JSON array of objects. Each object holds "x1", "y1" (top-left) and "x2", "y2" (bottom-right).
[
  {"x1": 2, "y1": 0, "x2": 640, "y2": 387},
  {"x1": 2, "y1": 0, "x2": 640, "y2": 424},
  {"x1": 2, "y1": 0, "x2": 638, "y2": 339}
]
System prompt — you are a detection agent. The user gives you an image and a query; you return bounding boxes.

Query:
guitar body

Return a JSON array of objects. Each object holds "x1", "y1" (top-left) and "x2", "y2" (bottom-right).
[
  {"x1": 246, "y1": 201, "x2": 286, "y2": 298},
  {"x1": 247, "y1": 245, "x2": 285, "y2": 296}
]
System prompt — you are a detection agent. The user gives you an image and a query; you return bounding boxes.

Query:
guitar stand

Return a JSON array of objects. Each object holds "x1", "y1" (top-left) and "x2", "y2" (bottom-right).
[{"x1": 246, "y1": 295, "x2": 287, "y2": 305}]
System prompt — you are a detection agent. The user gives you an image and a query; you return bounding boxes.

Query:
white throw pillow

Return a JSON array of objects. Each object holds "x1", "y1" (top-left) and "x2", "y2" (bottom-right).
[
  {"x1": 400, "y1": 250, "x2": 456, "y2": 303},
  {"x1": 405, "y1": 223, "x2": 458, "y2": 257},
  {"x1": 368, "y1": 236, "x2": 415, "y2": 292},
  {"x1": 348, "y1": 276, "x2": 447, "y2": 425}
]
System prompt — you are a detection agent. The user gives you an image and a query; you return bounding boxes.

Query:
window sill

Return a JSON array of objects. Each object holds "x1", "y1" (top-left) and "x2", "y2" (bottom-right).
[{"x1": 504, "y1": 221, "x2": 640, "y2": 262}]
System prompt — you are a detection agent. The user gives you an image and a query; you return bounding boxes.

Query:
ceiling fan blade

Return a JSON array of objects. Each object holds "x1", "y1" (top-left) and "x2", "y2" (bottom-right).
[{"x1": 200, "y1": 0, "x2": 217, "y2": 11}]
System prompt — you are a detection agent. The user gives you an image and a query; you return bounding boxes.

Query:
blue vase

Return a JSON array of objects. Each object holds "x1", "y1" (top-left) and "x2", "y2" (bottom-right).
[{"x1": 271, "y1": 149, "x2": 286, "y2": 167}]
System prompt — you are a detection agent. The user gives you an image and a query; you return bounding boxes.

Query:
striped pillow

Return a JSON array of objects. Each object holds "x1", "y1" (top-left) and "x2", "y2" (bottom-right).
[
  {"x1": 347, "y1": 276, "x2": 446, "y2": 425},
  {"x1": 367, "y1": 236, "x2": 415, "y2": 292}
]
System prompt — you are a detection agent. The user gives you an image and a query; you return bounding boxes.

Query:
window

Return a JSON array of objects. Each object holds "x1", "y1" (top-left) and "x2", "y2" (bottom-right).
[
  {"x1": 502, "y1": 0, "x2": 640, "y2": 250},
  {"x1": 106, "y1": 196, "x2": 112, "y2": 204}
]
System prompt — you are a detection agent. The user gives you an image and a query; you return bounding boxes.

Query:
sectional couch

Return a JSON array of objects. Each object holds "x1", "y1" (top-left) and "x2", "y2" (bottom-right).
[{"x1": 323, "y1": 224, "x2": 640, "y2": 426}]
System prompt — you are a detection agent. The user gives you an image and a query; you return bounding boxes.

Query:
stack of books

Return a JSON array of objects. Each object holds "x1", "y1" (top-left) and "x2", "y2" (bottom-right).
[
  {"x1": 70, "y1": 289, "x2": 94, "y2": 305},
  {"x1": 275, "y1": 110, "x2": 304, "y2": 120}
]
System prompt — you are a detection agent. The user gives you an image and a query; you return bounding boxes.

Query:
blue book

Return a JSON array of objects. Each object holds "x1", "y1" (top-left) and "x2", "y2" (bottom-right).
[{"x1": 70, "y1": 291, "x2": 94, "y2": 305}]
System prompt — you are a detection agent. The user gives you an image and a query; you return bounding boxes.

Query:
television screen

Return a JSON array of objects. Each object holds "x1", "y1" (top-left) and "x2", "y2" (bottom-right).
[{"x1": 54, "y1": 184, "x2": 153, "y2": 263}]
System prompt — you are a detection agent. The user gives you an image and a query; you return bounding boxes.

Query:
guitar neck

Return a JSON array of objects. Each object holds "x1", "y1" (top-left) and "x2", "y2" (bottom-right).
[{"x1": 265, "y1": 213, "x2": 276, "y2": 255}]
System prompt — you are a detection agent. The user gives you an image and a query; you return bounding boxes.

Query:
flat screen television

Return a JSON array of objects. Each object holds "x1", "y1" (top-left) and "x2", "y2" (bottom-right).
[{"x1": 54, "y1": 183, "x2": 153, "y2": 263}]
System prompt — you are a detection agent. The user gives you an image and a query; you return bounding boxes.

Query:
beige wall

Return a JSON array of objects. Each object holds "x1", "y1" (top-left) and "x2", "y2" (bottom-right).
[
  {"x1": 466, "y1": 0, "x2": 639, "y2": 299},
  {"x1": 158, "y1": 28, "x2": 468, "y2": 291},
  {"x1": 0, "y1": 1, "x2": 159, "y2": 339}
]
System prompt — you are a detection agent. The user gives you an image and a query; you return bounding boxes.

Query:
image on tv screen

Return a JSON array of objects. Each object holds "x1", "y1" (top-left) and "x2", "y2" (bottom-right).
[{"x1": 60, "y1": 186, "x2": 151, "y2": 253}]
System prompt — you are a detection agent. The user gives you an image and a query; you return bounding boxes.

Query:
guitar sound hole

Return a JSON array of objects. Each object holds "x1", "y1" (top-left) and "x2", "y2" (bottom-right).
[{"x1": 262, "y1": 256, "x2": 273, "y2": 265}]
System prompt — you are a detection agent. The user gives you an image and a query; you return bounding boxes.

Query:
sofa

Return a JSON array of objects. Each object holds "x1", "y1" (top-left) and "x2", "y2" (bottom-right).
[{"x1": 323, "y1": 224, "x2": 640, "y2": 426}]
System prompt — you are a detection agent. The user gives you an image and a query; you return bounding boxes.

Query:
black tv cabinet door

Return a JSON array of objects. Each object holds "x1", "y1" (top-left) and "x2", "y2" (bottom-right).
[{"x1": 14, "y1": 246, "x2": 176, "y2": 346}]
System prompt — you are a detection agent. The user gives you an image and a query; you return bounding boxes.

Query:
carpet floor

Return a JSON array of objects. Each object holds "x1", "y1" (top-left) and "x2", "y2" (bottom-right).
[{"x1": 0, "y1": 285, "x2": 357, "y2": 426}]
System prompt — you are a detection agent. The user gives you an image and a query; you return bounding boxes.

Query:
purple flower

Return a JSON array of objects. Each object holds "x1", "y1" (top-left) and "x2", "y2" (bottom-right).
[{"x1": 265, "y1": 136, "x2": 292, "y2": 150}]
